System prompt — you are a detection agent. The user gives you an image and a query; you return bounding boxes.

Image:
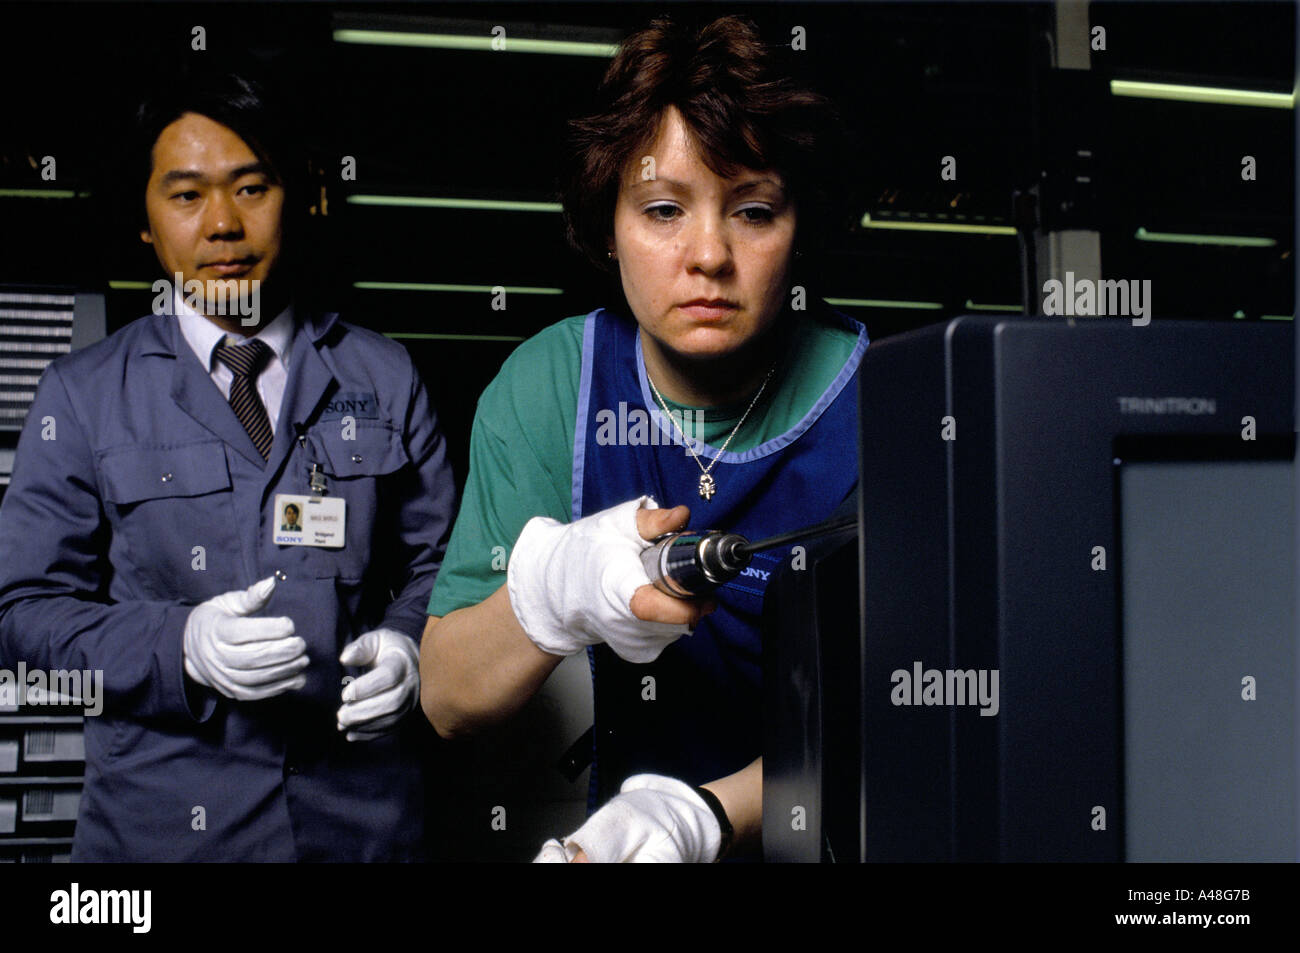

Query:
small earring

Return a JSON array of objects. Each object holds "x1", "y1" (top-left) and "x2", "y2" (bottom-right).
[{"x1": 607, "y1": 250, "x2": 617, "y2": 260}]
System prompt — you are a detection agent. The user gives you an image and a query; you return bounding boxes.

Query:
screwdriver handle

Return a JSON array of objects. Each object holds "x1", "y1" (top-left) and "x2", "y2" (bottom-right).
[{"x1": 640, "y1": 531, "x2": 750, "y2": 598}]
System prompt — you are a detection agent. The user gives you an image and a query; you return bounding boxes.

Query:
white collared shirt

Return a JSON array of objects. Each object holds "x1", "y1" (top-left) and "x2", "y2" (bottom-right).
[{"x1": 175, "y1": 292, "x2": 294, "y2": 434}]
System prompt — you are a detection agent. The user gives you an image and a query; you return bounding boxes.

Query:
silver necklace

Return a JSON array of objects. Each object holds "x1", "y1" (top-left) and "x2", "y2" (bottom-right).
[{"x1": 646, "y1": 364, "x2": 777, "y2": 501}]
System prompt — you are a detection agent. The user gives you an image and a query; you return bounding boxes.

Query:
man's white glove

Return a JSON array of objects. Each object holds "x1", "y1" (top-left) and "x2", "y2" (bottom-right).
[
  {"x1": 533, "y1": 774, "x2": 722, "y2": 863},
  {"x1": 507, "y1": 496, "x2": 687, "y2": 663},
  {"x1": 336, "y1": 628, "x2": 420, "y2": 741},
  {"x1": 183, "y1": 577, "x2": 308, "y2": 701}
]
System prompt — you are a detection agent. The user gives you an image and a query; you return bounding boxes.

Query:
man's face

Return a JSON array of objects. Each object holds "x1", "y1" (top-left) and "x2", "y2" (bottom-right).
[
  {"x1": 141, "y1": 112, "x2": 284, "y2": 318},
  {"x1": 611, "y1": 105, "x2": 797, "y2": 364}
]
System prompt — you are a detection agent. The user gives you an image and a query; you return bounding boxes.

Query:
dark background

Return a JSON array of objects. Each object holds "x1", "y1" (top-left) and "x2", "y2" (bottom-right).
[{"x1": 0, "y1": 0, "x2": 1294, "y2": 489}]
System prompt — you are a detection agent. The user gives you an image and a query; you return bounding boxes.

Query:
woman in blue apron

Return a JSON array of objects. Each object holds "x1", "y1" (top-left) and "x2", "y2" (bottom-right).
[{"x1": 421, "y1": 14, "x2": 864, "y2": 862}]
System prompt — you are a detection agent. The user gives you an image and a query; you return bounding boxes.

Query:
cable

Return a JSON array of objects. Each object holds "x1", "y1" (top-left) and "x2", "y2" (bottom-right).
[{"x1": 734, "y1": 514, "x2": 857, "y2": 556}]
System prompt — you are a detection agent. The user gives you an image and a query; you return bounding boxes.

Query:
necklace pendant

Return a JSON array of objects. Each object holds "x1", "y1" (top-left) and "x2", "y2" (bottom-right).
[{"x1": 698, "y1": 473, "x2": 716, "y2": 501}]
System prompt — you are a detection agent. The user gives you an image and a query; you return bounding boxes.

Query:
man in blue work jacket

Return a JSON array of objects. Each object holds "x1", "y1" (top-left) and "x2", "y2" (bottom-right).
[{"x1": 0, "y1": 68, "x2": 455, "y2": 860}]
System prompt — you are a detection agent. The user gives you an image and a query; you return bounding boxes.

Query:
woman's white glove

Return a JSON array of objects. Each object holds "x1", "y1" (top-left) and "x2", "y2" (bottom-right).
[
  {"x1": 507, "y1": 496, "x2": 687, "y2": 663},
  {"x1": 336, "y1": 628, "x2": 420, "y2": 741},
  {"x1": 182, "y1": 577, "x2": 307, "y2": 701},
  {"x1": 533, "y1": 774, "x2": 722, "y2": 863}
]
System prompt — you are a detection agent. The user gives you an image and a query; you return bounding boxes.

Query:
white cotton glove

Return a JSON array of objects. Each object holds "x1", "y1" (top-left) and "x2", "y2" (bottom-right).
[
  {"x1": 183, "y1": 576, "x2": 308, "y2": 701},
  {"x1": 336, "y1": 627, "x2": 420, "y2": 741},
  {"x1": 507, "y1": 496, "x2": 688, "y2": 663},
  {"x1": 533, "y1": 774, "x2": 722, "y2": 864}
]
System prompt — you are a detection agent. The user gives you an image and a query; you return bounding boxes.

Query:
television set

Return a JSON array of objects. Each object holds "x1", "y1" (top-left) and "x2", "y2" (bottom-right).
[{"x1": 764, "y1": 315, "x2": 1295, "y2": 862}]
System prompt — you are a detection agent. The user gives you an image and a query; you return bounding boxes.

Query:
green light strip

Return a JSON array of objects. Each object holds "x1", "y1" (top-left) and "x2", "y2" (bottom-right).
[
  {"x1": 116, "y1": 278, "x2": 566, "y2": 297},
  {"x1": 1111, "y1": 79, "x2": 1294, "y2": 110},
  {"x1": 347, "y1": 195, "x2": 562, "y2": 213},
  {"x1": 964, "y1": 299, "x2": 1023, "y2": 313},
  {"x1": 1260, "y1": 313, "x2": 1294, "y2": 321},
  {"x1": 386, "y1": 332, "x2": 526, "y2": 342},
  {"x1": 333, "y1": 29, "x2": 618, "y2": 58},
  {"x1": 1135, "y1": 227, "x2": 1276, "y2": 248},
  {"x1": 860, "y1": 213, "x2": 1017, "y2": 236},
  {"x1": 825, "y1": 296, "x2": 944, "y2": 310},
  {"x1": 0, "y1": 189, "x2": 89, "y2": 199},
  {"x1": 354, "y1": 281, "x2": 563, "y2": 295}
]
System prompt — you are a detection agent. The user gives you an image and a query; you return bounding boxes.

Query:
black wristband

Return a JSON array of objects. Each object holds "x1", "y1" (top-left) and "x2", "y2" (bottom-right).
[{"x1": 694, "y1": 785, "x2": 734, "y2": 861}]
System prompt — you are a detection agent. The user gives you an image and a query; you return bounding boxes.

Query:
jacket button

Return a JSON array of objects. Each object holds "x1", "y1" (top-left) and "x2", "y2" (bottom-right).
[
  {"x1": 351, "y1": 454, "x2": 362, "y2": 464},
  {"x1": 161, "y1": 473, "x2": 173, "y2": 482}
]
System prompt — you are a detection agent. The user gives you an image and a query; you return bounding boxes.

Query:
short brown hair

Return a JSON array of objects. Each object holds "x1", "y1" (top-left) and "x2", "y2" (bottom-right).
[{"x1": 560, "y1": 15, "x2": 842, "y2": 274}]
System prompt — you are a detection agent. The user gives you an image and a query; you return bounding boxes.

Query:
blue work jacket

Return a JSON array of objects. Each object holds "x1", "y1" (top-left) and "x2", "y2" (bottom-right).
[{"x1": 0, "y1": 308, "x2": 455, "y2": 860}]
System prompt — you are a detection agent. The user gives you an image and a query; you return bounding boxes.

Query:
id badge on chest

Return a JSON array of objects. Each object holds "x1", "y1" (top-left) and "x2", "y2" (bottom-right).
[{"x1": 273, "y1": 494, "x2": 346, "y2": 548}]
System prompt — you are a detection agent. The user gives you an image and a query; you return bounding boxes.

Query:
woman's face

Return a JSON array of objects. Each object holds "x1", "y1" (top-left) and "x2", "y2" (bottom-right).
[{"x1": 611, "y1": 106, "x2": 797, "y2": 366}]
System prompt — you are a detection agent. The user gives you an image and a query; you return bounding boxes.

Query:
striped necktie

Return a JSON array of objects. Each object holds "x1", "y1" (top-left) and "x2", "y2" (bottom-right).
[{"x1": 214, "y1": 338, "x2": 274, "y2": 460}]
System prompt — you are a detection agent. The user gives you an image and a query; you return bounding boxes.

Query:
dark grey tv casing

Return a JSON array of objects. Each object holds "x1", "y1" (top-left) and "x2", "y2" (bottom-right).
[{"x1": 763, "y1": 315, "x2": 1294, "y2": 862}]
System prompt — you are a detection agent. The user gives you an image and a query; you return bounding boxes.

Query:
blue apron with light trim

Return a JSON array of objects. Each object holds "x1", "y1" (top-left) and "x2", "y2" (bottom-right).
[{"x1": 572, "y1": 306, "x2": 867, "y2": 804}]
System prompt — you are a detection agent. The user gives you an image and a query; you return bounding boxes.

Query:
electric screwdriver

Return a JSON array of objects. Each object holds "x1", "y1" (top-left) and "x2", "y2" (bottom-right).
[{"x1": 639, "y1": 514, "x2": 857, "y2": 598}]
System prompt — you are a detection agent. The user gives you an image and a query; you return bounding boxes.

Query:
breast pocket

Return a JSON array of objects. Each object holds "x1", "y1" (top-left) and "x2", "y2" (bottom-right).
[
  {"x1": 306, "y1": 421, "x2": 407, "y2": 582},
  {"x1": 98, "y1": 441, "x2": 237, "y2": 599}
]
